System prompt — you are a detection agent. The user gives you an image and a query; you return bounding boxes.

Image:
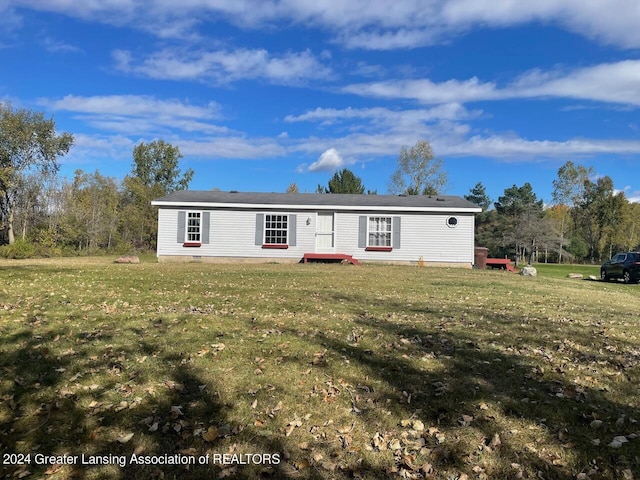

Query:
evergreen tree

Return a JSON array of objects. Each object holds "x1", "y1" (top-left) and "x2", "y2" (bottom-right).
[
  {"x1": 318, "y1": 168, "x2": 366, "y2": 194},
  {"x1": 464, "y1": 182, "x2": 491, "y2": 211}
]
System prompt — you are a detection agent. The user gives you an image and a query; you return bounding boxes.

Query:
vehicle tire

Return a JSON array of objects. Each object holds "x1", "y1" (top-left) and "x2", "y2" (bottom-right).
[
  {"x1": 600, "y1": 269, "x2": 610, "y2": 281},
  {"x1": 623, "y1": 270, "x2": 632, "y2": 284}
]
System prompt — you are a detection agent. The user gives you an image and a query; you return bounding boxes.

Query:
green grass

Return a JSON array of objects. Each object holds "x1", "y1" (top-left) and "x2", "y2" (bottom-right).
[
  {"x1": 533, "y1": 263, "x2": 601, "y2": 279},
  {"x1": 0, "y1": 258, "x2": 639, "y2": 479}
]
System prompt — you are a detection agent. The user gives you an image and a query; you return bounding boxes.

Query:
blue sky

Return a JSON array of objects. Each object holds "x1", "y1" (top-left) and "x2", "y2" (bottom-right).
[{"x1": 1, "y1": 1, "x2": 639, "y2": 204}]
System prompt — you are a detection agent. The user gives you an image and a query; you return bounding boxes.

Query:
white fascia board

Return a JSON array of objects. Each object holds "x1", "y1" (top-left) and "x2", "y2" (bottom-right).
[{"x1": 151, "y1": 200, "x2": 482, "y2": 213}]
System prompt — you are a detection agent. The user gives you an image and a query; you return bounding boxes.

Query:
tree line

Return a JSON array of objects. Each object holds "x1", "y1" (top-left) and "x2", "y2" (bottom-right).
[
  {"x1": 467, "y1": 162, "x2": 640, "y2": 264},
  {"x1": 0, "y1": 103, "x2": 193, "y2": 257},
  {"x1": 299, "y1": 149, "x2": 640, "y2": 265},
  {"x1": 2, "y1": 103, "x2": 638, "y2": 262}
]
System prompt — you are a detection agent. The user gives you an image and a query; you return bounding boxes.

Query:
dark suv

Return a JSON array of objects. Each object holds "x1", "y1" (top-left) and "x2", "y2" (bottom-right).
[{"x1": 600, "y1": 252, "x2": 640, "y2": 283}]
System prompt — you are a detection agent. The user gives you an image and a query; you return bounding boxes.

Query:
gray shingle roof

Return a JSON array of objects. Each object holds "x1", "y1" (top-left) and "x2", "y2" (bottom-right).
[{"x1": 153, "y1": 190, "x2": 480, "y2": 211}]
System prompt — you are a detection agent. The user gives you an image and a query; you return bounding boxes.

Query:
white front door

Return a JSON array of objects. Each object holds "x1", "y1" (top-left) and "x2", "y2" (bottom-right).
[{"x1": 316, "y1": 212, "x2": 335, "y2": 253}]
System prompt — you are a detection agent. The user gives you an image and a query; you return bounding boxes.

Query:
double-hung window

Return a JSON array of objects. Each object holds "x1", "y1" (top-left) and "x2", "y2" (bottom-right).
[
  {"x1": 359, "y1": 215, "x2": 399, "y2": 251},
  {"x1": 368, "y1": 216, "x2": 392, "y2": 247},
  {"x1": 256, "y1": 213, "x2": 296, "y2": 249},
  {"x1": 186, "y1": 212, "x2": 201, "y2": 243},
  {"x1": 264, "y1": 214, "x2": 288, "y2": 245},
  {"x1": 177, "y1": 210, "x2": 209, "y2": 247}
]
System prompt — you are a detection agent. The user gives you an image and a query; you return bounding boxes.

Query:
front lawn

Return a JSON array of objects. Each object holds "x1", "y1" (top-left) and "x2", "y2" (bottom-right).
[{"x1": 0, "y1": 258, "x2": 638, "y2": 479}]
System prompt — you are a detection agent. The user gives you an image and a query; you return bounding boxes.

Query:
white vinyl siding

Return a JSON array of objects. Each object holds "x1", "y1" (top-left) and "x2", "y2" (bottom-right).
[
  {"x1": 158, "y1": 209, "x2": 307, "y2": 259},
  {"x1": 157, "y1": 208, "x2": 475, "y2": 265},
  {"x1": 338, "y1": 212, "x2": 474, "y2": 263}
]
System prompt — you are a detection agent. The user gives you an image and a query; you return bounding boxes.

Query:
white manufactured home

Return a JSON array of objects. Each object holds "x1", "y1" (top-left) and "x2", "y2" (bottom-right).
[{"x1": 151, "y1": 191, "x2": 481, "y2": 266}]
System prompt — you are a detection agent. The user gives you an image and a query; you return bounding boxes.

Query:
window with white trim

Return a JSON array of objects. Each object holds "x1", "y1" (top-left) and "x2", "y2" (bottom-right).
[
  {"x1": 264, "y1": 214, "x2": 288, "y2": 244},
  {"x1": 368, "y1": 216, "x2": 392, "y2": 247},
  {"x1": 186, "y1": 212, "x2": 201, "y2": 242}
]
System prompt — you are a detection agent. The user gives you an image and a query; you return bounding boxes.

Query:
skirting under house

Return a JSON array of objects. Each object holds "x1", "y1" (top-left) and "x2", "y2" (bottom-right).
[{"x1": 151, "y1": 191, "x2": 481, "y2": 266}]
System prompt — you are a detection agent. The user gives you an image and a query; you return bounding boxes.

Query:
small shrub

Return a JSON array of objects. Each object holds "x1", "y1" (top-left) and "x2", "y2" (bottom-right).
[
  {"x1": 32, "y1": 228, "x2": 63, "y2": 257},
  {"x1": 0, "y1": 238, "x2": 37, "y2": 259}
]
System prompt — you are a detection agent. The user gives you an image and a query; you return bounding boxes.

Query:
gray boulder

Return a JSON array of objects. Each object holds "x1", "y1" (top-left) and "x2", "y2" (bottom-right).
[{"x1": 520, "y1": 265, "x2": 537, "y2": 277}]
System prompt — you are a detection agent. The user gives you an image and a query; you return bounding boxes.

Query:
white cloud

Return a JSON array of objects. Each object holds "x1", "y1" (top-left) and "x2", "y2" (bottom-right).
[
  {"x1": 39, "y1": 95, "x2": 227, "y2": 136},
  {"x1": 61, "y1": 133, "x2": 135, "y2": 165},
  {"x1": 64, "y1": 132, "x2": 287, "y2": 165},
  {"x1": 178, "y1": 137, "x2": 286, "y2": 159},
  {"x1": 438, "y1": 136, "x2": 640, "y2": 158},
  {"x1": 7, "y1": 0, "x2": 640, "y2": 49},
  {"x1": 39, "y1": 35, "x2": 82, "y2": 53},
  {"x1": 285, "y1": 104, "x2": 480, "y2": 126},
  {"x1": 511, "y1": 61, "x2": 640, "y2": 106},
  {"x1": 343, "y1": 78, "x2": 501, "y2": 104},
  {"x1": 440, "y1": 0, "x2": 640, "y2": 49},
  {"x1": 344, "y1": 60, "x2": 640, "y2": 107},
  {"x1": 113, "y1": 47, "x2": 332, "y2": 85},
  {"x1": 306, "y1": 148, "x2": 345, "y2": 172},
  {"x1": 42, "y1": 94, "x2": 220, "y2": 119}
]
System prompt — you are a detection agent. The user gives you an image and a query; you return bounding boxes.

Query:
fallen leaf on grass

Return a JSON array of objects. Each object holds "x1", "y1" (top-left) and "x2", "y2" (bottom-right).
[
  {"x1": 372, "y1": 432, "x2": 387, "y2": 451},
  {"x1": 59, "y1": 387, "x2": 74, "y2": 397},
  {"x1": 320, "y1": 460, "x2": 338, "y2": 472},
  {"x1": 165, "y1": 380, "x2": 185, "y2": 392},
  {"x1": 179, "y1": 448, "x2": 198, "y2": 456},
  {"x1": 608, "y1": 436, "x2": 628, "y2": 448},
  {"x1": 218, "y1": 466, "x2": 237, "y2": 478},
  {"x1": 400, "y1": 419, "x2": 420, "y2": 429},
  {"x1": 339, "y1": 434, "x2": 352, "y2": 449},
  {"x1": 293, "y1": 459, "x2": 310, "y2": 470},
  {"x1": 337, "y1": 423, "x2": 354, "y2": 434},
  {"x1": 268, "y1": 401, "x2": 283, "y2": 418},
  {"x1": 44, "y1": 464, "x2": 63, "y2": 475},
  {"x1": 117, "y1": 432, "x2": 134, "y2": 444},
  {"x1": 388, "y1": 438, "x2": 402, "y2": 450},
  {"x1": 285, "y1": 417, "x2": 303, "y2": 436},
  {"x1": 203, "y1": 426, "x2": 218, "y2": 442},
  {"x1": 458, "y1": 415, "x2": 474, "y2": 426}
]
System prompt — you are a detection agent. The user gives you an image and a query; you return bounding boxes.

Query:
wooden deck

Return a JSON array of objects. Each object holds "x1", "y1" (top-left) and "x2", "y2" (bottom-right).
[{"x1": 302, "y1": 253, "x2": 359, "y2": 266}]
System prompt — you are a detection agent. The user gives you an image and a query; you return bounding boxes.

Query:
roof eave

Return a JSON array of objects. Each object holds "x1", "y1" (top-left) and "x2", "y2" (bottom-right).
[{"x1": 151, "y1": 200, "x2": 482, "y2": 213}]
